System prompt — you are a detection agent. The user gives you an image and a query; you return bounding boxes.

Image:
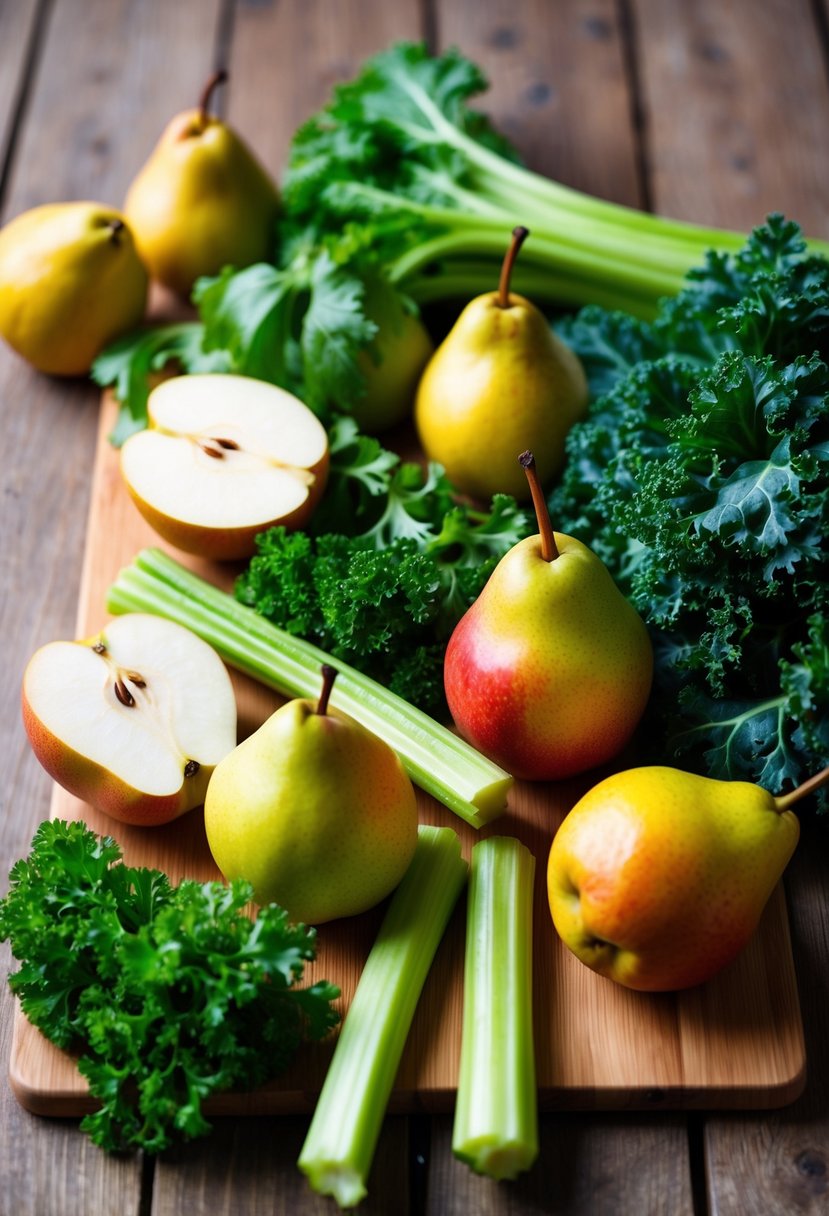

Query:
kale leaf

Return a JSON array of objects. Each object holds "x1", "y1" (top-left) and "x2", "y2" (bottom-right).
[{"x1": 551, "y1": 216, "x2": 829, "y2": 803}]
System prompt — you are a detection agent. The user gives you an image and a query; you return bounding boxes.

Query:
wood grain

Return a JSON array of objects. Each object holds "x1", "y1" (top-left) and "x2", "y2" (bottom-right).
[
  {"x1": 0, "y1": 0, "x2": 41, "y2": 196},
  {"x1": 0, "y1": 1, "x2": 225, "y2": 1214},
  {"x1": 426, "y1": 1113, "x2": 694, "y2": 1214},
  {"x1": 434, "y1": 0, "x2": 642, "y2": 205},
  {"x1": 632, "y1": 0, "x2": 829, "y2": 236},
  {"x1": 225, "y1": 0, "x2": 425, "y2": 180},
  {"x1": 9, "y1": 395, "x2": 807, "y2": 1116}
]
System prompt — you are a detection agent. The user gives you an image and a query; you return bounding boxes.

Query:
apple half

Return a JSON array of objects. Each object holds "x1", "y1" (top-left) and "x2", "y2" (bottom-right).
[
  {"x1": 119, "y1": 373, "x2": 330, "y2": 560},
  {"x1": 22, "y1": 613, "x2": 237, "y2": 827}
]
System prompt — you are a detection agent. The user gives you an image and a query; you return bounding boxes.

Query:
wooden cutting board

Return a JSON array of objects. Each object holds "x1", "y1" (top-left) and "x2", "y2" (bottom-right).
[{"x1": 9, "y1": 393, "x2": 806, "y2": 1117}]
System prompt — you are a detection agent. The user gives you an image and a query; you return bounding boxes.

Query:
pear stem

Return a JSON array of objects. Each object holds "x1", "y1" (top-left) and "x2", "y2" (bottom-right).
[
  {"x1": 317, "y1": 664, "x2": 337, "y2": 716},
  {"x1": 198, "y1": 68, "x2": 228, "y2": 126},
  {"x1": 774, "y1": 762, "x2": 829, "y2": 812},
  {"x1": 497, "y1": 226, "x2": 529, "y2": 308},
  {"x1": 519, "y1": 451, "x2": 559, "y2": 561}
]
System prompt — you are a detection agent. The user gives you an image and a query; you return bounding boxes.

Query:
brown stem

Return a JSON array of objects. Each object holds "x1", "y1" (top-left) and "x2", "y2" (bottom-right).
[
  {"x1": 519, "y1": 451, "x2": 559, "y2": 561},
  {"x1": 317, "y1": 664, "x2": 337, "y2": 716},
  {"x1": 198, "y1": 68, "x2": 228, "y2": 125},
  {"x1": 774, "y1": 763, "x2": 829, "y2": 812},
  {"x1": 107, "y1": 218, "x2": 124, "y2": 246},
  {"x1": 498, "y1": 226, "x2": 529, "y2": 308}
]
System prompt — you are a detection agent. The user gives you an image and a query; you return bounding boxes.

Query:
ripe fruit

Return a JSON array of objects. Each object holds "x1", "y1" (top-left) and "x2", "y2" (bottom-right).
[
  {"x1": 22, "y1": 613, "x2": 237, "y2": 827},
  {"x1": 119, "y1": 373, "x2": 329, "y2": 560}
]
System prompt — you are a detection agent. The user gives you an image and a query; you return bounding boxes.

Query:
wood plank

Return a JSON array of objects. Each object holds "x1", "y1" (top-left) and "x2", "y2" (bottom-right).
[
  {"x1": 426, "y1": 1113, "x2": 694, "y2": 1214},
  {"x1": 0, "y1": 1, "x2": 225, "y2": 1213},
  {"x1": 704, "y1": 826, "x2": 829, "y2": 1216},
  {"x1": 0, "y1": 0, "x2": 41, "y2": 195},
  {"x1": 151, "y1": 1115, "x2": 410, "y2": 1215},
  {"x1": 632, "y1": 0, "x2": 829, "y2": 235},
  {"x1": 434, "y1": 0, "x2": 642, "y2": 205},
  {"x1": 225, "y1": 0, "x2": 426, "y2": 179}
]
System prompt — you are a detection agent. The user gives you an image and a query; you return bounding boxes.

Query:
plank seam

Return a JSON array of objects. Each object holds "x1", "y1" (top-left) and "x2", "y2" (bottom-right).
[
  {"x1": 615, "y1": 0, "x2": 653, "y2": 214},
  {"x1": 0, "y1": 0, "x2": 55, "y2": 220}
]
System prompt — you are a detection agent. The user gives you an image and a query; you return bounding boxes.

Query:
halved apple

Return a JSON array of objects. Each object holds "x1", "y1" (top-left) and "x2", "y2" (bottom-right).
[
  {"x1": 119, "y1": 373, "x2": 329, "y2": 560},
  {"x1": 21, "y1": 613, "x2": 237, "y2": 827}
]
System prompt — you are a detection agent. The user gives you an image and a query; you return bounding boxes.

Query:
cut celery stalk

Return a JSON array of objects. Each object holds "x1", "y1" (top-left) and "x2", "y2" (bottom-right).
[
  {"x1": 452, "y1": 835, "x2": 538, "y2": 1181},
  {"x1": 106, "y1": 548, "x2": 512, "y2": 828},
  {"x1": 298, "y1": 825, "x2": 468, "y2": 1208}
]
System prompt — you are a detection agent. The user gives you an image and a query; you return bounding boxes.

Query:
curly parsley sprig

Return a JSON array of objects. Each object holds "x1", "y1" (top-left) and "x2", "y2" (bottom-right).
[{"x1": 0, "y1": 819, "x2": 340, "y2": 1154}]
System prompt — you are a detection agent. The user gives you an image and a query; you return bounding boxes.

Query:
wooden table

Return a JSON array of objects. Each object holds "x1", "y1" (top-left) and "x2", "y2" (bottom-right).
[{"x1": 2, "y1": 1, "x2": 829, "y2": 1212}]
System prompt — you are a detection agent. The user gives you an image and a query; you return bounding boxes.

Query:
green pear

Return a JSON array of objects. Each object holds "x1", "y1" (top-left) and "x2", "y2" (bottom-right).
[
  {"x1": 351, "y1": 275, "x2": 434, "y2": 433},
  {"x1": 204, "y1": 666, "x2": 418, "y2": 924},
  {"x1": 414, "y1": 227, "x2": 588, "y2": 500},
  {"x1": 124, "y1": 70, "x2": 280, "y2": 297},
  {"x1": 547, "y1": 763, "x2": 828, "y2": 991},
  {"x1": 0, "y1": 202, "x2": 147, "y2": 375},
  {"x1": 444, "y1": 452, "x2": 652, "y2": 780}
]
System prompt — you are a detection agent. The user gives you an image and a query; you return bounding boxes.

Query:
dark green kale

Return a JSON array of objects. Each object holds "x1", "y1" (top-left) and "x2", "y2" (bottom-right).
[
  {"x1": 551, "y1": 215, "x2": 829, "y2": 803},
  {"x1": 0, "y1": 820, "x2": 340, "y2": 1153}
]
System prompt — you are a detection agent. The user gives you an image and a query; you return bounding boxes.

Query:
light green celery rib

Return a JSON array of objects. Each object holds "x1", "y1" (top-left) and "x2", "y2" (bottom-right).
[
  {"x1": 452, "y1": 836, "x2": 538, "y2": 1182},
  {"x1": 298, "y1": 825, "x2": 468, "y2": 1208},
  {"x1": 406, "y1": 261, "x2": 658, "y2": 319},
  {"x1": 106, "y1": 549, "x2": 512, "y2": 828}
]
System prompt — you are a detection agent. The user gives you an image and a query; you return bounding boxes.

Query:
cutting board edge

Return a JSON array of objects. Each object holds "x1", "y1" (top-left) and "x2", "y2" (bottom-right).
[{"x1": 10, "y1": 1004, "x2": 807, "y2": 1119}]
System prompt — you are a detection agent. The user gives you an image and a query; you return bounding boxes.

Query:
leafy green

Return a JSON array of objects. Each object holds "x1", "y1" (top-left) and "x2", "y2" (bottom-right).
[
  {"x1": 237, "y1": 477, "x2": 530, "y2": 717},
  {"x1": 0, "y1": 819, "x2": 339, "y2": 1153},
  {"x1": 91, "y1": 323, "x2": 227, "y2": 445},
  {"x1": 551, "y1": 216, "x2": 829, "y2": 802}
]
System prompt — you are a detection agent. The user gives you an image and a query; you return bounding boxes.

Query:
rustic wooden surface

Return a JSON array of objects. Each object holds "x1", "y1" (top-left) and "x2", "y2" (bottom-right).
[{"x1": 2, "y1": 1, "x2": 829, "y2": 1213}]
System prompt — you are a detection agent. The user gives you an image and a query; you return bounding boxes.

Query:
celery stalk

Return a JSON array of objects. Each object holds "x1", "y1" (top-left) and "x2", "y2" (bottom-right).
[
  {"x1": 452, "y1": 836, "x2": 538, "y2": 1181},
  {"x1": 106, "y1": 549, "x2": 512, "y2": 828},
  {"x1": 298, "y1": 825, "x2": 468, "y2": 1208}
]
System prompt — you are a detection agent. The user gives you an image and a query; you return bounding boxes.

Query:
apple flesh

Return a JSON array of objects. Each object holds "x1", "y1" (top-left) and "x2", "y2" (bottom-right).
[
  {"x1": 22, "y1": 613, "x2": 237, "y2": 827},
  {"x1": 120, "y1": 373, "x2": 329, "y2": 560}
]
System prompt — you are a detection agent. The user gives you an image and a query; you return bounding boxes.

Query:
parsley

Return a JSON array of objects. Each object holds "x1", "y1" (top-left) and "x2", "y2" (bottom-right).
[
  {"x1": 551, "y1": 216, "x2": 829, "y2": 803},
  {"x1": 0, "y1": 820, "x2": 340, "y2": 1153},
  {"x1": 236, "y1": 429, "x2": 530, "y2": 716}
]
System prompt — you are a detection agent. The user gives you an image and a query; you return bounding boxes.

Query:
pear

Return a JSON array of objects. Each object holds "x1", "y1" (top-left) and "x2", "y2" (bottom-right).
[
  {"x1": 546, "y1": 764, "x2": 829, "y2": 991},
  {"x1": 0, "y1": 202, "x2": 147, "y2": 376},
  {"x1": 414, "y1": 226, "x2": 588, "y2": 500},
  {"x1": 351, "y1": 275, "x2": 434, "y2": 434},
  {"x1": 204, "y1": 666, "x2": 418, "y2": 924},
  {"x1": 124, "y1": 70, "x2": 280, "y2": 297},
  {"x1": 444, "y1": 452, "x2": 652, "y2": 780}
]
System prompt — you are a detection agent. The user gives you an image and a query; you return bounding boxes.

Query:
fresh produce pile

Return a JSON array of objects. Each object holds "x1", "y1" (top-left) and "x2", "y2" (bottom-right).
[
  {"x1": 2, "y1": 34, "x2": 829, "y2": 1212},
  {"x1": 552, "y1": 215, "x2": 829, "y2": 801}
]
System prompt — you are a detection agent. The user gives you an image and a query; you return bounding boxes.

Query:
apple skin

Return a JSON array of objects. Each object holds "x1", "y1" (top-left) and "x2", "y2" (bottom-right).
[
  {"x1": 443, "y1": 533, "x2": 653, "y2": 781},
  {"x1": 21, "y1": 686, "x2": 210, "y2": 826},
  {"x1": 123, "y1": 446, "x2": 329, "y2": 561},
  {"x1": 205, "y1": 698, "x2": 418, "y2": 924},
  {"x1": 547, "y1": 767, "x2": 800, "y2": 991}
]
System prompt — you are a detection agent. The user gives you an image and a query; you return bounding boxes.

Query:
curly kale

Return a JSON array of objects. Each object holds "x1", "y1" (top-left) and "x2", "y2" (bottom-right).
[
  {"x1": 551, "y1": 215, "x2": 829, "y2": 803},
  {"x1": 0, "y1": 820, "x2": 340, "y2": 1153}
]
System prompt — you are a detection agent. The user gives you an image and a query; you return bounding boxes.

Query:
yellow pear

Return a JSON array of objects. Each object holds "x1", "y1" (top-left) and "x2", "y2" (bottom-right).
[
  {"x1": 204, "y1": 666, "x2": 418, "y2": 924},
  {"x1": 352, "y1": 275, "x2": 434, "y2": 433},
  {"x1": 546, "y1": 764, "x2": 829, "y2": 991},
  {"x1": 0, "y1": 202, "x2": 147, "y2": 376},
  {"x1": 414, "y1": 227, "x2": 588, "y2": 500},
  {"x1": 124, "y1": 70, "x2": 280, "y2": 297}
]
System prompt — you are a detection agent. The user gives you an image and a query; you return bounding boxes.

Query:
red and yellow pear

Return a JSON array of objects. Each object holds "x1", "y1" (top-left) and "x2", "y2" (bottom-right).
[
  {"x1": 546, "y1": 764, "x2": 828, "y2": 991},
  {"x1": 444, "y1": 452, "x2": 652, "y2": 780}
]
